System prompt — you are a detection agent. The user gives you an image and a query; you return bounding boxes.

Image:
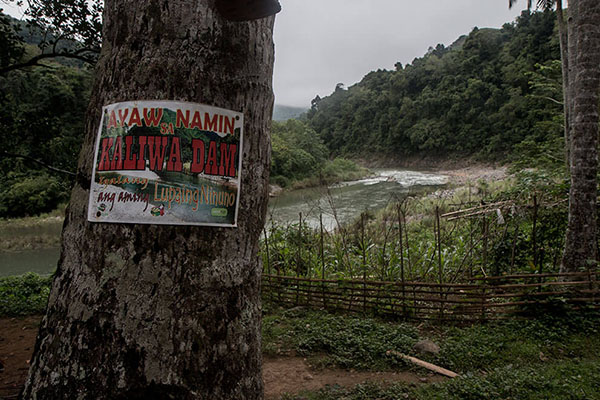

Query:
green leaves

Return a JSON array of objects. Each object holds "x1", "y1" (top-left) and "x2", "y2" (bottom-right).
[
  {"x1": 263, "y1": 310, "x2": 419, "y2": 370},
  {"x1": 0, "y1": 272, "x2": 51, "y2": 316},
  {"x1": 305, "y1": 10, "x2": 562, "y2": 161},
  {"x1": 270, "y1": 119, "x2": 368, "y2": 188}
]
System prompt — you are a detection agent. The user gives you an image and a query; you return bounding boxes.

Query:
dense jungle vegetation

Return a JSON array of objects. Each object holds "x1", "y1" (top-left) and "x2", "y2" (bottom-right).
[
  {"x1": 0, "y1": 10, "x2": 565, "y2": 217},
  {"x1": 305, "y1": 10, "x2": 563, "y2": 162},
  {"x1": 0, "y1": 13, "x2": 92, "y2": 218}
]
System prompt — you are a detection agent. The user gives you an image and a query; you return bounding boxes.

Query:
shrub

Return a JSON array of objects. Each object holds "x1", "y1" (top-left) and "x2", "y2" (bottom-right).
[
  {"x1": 0, "y1": 273, "x2": 52, "y2": 316},
  {"x1": 0, "y1": 172, "x2": 67, "y2": 217}
]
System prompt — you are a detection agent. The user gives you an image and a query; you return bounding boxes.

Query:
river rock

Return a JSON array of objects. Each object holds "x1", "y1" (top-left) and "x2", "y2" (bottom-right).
[
  {"x1": 413, "y1": 339, "x2": 440, "y2": 355},
  {"x1": 269, "y1": 184, "x2": 283, "y2": 197}
]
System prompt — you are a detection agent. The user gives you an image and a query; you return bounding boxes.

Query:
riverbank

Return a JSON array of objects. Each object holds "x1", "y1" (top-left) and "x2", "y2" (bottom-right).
[
  {"x1": 0, "y1": 212, "x2": 64, "y2": 252},
  {"x1": 270, "y1": 158, "x2": 372, "y2": 196},
  {"x1": 0, "y1": 164, "x2": 509, "y2": 250},
  {"x1": 270, "y1": 161, "x2": 509, "y2": 198}
]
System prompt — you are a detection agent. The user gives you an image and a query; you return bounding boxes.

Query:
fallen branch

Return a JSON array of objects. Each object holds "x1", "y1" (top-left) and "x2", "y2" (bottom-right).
[
  {"x1": 441, "y1": 201, "x2": 513, "y2": 218},
  {"x1": 386, "y1": 350, "x2": 459, "y2": 378}
]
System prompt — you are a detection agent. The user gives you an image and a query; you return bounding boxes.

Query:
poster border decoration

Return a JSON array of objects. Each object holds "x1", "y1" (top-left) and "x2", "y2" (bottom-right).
[{"x1": 87, "y1": 100, "x2": 244, "y2": 227}]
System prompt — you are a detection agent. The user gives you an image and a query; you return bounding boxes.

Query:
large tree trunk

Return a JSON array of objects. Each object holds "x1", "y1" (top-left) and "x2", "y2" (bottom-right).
[
  {"x1": 21, "y1": 1, "x2": 274, "y2": 398},
  {"x1": 561, "y1": 0, "x2": 600, "y2": 273}
]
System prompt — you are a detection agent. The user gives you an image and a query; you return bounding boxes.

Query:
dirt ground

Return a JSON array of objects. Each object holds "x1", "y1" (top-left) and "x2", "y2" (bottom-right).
[
  {"x1": 0, "y1": 316, "x2": 38, "y2": 399},
  {"x1": 0, "y1": 316, "x2": 443, "y2": 399}
]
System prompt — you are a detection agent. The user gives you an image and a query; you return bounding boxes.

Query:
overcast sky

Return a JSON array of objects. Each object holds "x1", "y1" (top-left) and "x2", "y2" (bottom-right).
[
  {"x1": 2, "y1": 0, "x2": 524, "y2": 108},
  {"x1": 274, "y1": 0, "x2": 523, "y2": 107}
]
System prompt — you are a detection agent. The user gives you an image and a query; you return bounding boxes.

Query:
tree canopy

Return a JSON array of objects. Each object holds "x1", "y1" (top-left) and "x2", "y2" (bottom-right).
[{"x1": 305, "y1": 10, "x2": 563, "y2": 162}]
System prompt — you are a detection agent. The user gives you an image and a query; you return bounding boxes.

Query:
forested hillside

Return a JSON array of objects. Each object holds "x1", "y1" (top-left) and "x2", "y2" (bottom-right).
[
  {"x1": 273, "y1": 104, "x2": 306, "y2": 121},
  {"x1": 0, "y1": 9, "x2": 565, "y2": 217},
  {"x1": 305, "y1": 10, "x2": 563, "y2": 160},
  {"x1": 0, "y1": 13, "x2": 92, "y2": 217}
]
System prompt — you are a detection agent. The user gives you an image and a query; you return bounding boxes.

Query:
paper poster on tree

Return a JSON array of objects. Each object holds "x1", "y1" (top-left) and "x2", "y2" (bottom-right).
[{"x1": 87, "y1": 100, "x2": 243, "y2": 227}]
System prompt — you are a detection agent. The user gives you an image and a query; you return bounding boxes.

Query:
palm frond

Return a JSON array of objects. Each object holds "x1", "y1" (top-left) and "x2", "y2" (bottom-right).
[
  {"x1": 509, "y1": 0, "x2": 555, "y2": 10},
  {"x1": 536, "y1": 0, "x2": 555, "y2": 10}
]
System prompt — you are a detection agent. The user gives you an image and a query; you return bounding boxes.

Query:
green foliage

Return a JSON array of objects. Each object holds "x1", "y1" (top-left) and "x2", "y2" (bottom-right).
[
  {"x1": 262, "y1": 308, "x2": 419, "y2": 370},
  {"x1": 262, "y1": 177, "x2": 571, "y2": 284},
  {"x1": 271, "y1": 119, "x2": 327, "y2": 186},
  {"x1": 0, "y1": 11, "x2": 25, "y2": 68},
  {"x1": 0, "y1": 272, "x2": 51, "y2": 316},
  {"x1": 306, "y1": 11, "x2": 563, "y2": 161},
  {"x1": 0, "y1": 172, "x2": 67, "y2": 217},
  {"x1": 273, "y1": 105, "x2": 307, "y2": 121},
  {"x1": 0, "y1": 1, "x2": 101, "y2": 72},
  {"x1": 0, "y1": 61, "x2": 91, "y2": 217},
  {"x1": 268, "y1": 308, "x2": 600, "y2": 400},
  {"x1": 270, "y1": 119, "x2": 368, "y2": 188},
  {"x1": 284, "y1": 362, "x2": 600, "y2": 400}
]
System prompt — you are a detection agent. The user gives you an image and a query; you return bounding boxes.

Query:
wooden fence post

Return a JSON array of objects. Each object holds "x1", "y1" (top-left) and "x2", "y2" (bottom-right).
[
  {"x1": 263, "y1": 227, "x2": 271, "y2": 301},
  {"x1": 510, "y1": 225, "x2": 519, "y2": 274},
  {"x1": 361, "y1": 212, "x2": 367, "y2": 313},
  {"x1": 398, "y1": 203, "x2": 406, "y2": 317},
  {"x1": 468, "y1": 182, "x2": 474, "y2": 278},
  {"x1": 403, "y1": 206, "x2": 412, "y2": 278},
  {"x1": 436, "y1": 206, "x2": 444, "y2": 320},
  {"x1": 482, "y1": 215, "x2": 488, "y2": 275},
  {"x1": 296, "y1": 212, "x2": 302, "y2": 306},
  {"x1": 320, "y1": 213, "x2": 327, "y2": 309}
]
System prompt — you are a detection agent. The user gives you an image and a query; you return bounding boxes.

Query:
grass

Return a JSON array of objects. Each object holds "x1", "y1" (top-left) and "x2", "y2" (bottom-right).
[
  {"x1": 2, "y1": 275, "x2": 599, "y2": 398},
  {"x1": 285, "y1": 362, "x2": 600, "y2": 399},
  {"x1": 262, "y1": 306, "x2": 419, "y2": 370},
  {"x1": 262, "y1": 169, "x2": 570, "y2": 283},
  {"x1": 0, "y1": 204, "x2": 65, "y2": 251},
  {"x1": 263, "y1": 304, "x2": 600, "y2": 399}
]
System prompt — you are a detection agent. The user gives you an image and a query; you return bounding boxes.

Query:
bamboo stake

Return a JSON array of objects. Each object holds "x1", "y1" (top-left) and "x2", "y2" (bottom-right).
[
  {"x1": 482, "y1": 214, "x2": 488, "y2": 275},
  {"x1": 387, "y1": 351, "x2": 458, "y2": 378},
  {"x1": 398, "y1": 202, "x2": 406, "y2": 317},
  {"x1": 510, "y1": 224, "x2": 518, "y2": 274},
  {"x1": 263, "y1": 227, "x2": 272, "y2": 301},
  {"x1": 468, "y1": 183, "x2": 474, "y2": 278},
  {"x1": 436, "y1": 206, "x2": 444, "y2": 320},
  {"x1": 296, "y1": 212, "x2": 302, "y2": 305},
  {"x1": 441, "y1": 200, "x2": 514, "y2": 218},
  {"x1": 361, "y1": 212, "x2": 367, "y2": 313},
  {"x1": 320, "y1": 213, "x2": 326, "y2": 309},
  {"x1": 401, "y1": 201, "x2": 412, "y2": 278}
]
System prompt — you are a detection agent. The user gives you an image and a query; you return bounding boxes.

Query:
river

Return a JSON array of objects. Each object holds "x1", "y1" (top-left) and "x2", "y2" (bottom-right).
[
  {"x1": 0, "y1": 169, "x2": 448, "y2": 277},
  {"x1": 267, "y1": 169, "x2": 448, "y2": 230}
]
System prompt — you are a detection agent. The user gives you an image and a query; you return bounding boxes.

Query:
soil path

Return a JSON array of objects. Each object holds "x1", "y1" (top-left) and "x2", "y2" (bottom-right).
[
  {"x1": 263, "y1": 356, "x2": 444, "y2": 399},
  {"x1": 1, "y1": 316, "x2": 443, "y2": 399}
]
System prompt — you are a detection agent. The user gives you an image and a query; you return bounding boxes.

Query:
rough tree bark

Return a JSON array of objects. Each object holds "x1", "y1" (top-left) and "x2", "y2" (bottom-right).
[
  {"x1": 561, "y1": 0, "x2": 600, "y2": 273},
  {"x1": 21, "y1": 0, "x2": 275, "y2": 398}
]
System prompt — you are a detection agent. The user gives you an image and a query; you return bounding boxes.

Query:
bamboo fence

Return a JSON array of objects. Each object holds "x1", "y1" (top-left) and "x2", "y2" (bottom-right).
[
  {"x1": 262, "y1": 196, "x2": 600, "y2": 321},
  {"x1": 262, "y1": 271, "x2": 599, "y2": 322}
]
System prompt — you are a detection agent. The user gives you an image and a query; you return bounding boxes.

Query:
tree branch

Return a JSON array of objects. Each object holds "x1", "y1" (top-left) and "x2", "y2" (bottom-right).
[
  {"x1": 0, "y1": 48, "x2": 99, "y2": 75},
  {"x1": 541, "y1": 96, "x2": 564, "y2": 105},
  {"x1": 1, "y1": 151, "x2": 76, "y2": 177}
]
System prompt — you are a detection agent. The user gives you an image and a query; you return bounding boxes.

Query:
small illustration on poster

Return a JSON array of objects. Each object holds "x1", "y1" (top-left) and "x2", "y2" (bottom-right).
[{"x1": 87, "y1": 100, "x2": 243, "y2": 227}]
